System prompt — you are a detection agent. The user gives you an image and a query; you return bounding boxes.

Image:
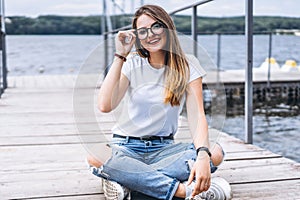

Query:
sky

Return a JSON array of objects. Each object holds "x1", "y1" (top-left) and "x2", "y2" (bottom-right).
[{"x1": 4, "y1": 0, "x2": 300, "y2": 18}]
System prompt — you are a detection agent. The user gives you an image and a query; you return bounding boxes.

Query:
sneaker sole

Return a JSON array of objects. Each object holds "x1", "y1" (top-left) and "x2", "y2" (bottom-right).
[
  {"x1": 102, "y1": 179, "x2": 125, "y2": 200},
  {"x1": 212, "y1": 177, "x2": 232, "y2": 200}
]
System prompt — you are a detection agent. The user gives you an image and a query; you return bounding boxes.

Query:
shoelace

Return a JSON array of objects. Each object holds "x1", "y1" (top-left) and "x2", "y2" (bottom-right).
[{"x1": 205, "y1": 191, "x2": 215, "y2": 200}]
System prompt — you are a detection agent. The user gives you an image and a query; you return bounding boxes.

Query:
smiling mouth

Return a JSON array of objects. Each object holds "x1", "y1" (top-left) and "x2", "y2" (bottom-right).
[{"x1": 147, "y1": 38, "x2": 161, "y2": 45}]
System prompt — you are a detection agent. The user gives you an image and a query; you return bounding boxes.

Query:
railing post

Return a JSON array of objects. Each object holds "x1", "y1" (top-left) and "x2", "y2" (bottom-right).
[
  {"x1": 216, "y1": 33, "x2": 221, "y2": 87},
  {"x1": 245, "y1": 0, "x2": 253, "y2": 144},
  {"x1": 104, "y1": 34, "x2": 109, "y2": 76},
  {"x1": 191, "y1": 6, "x2": 198, "y2": 57},
  {"x1": 0, "y1": 31, "x2": 6, "y2": 86},
  {"x1": 267, "y1": 32, "x2": 272, "y2": 88},
  {"x1": 0, "y1": 30, "x2": 3, "y2": 97},
  {"x1": 217, "y1": 33, "x2": 221, "y2": 70},
  {"x1": 0, "y1": 0, "x2": 7, "y2": 98},
  {"x1": 102, "y1": 0, "x2": 109, "y2": 77}
]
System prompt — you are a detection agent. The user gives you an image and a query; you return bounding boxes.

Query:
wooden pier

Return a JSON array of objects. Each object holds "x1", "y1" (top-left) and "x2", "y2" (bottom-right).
[
  {"x1": 0, "y1": 74, "x2": 299, "y2": 199},
  {"x1": 205, "y1": 69, "x2": 300, "y2": 107}
]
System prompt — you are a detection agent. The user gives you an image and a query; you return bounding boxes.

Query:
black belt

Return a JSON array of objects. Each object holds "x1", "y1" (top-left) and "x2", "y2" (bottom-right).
[{"x1": 113, "y1": 134, "x2": 174, "y2": 141}]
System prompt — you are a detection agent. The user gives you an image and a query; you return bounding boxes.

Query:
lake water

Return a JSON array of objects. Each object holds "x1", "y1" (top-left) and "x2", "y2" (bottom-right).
[
  {"x1": 5, "y1": 35, "x2": 300, "y2": 162},
  {"x1": 7, "y1": 35, "x2": 300, "y2": 75}
]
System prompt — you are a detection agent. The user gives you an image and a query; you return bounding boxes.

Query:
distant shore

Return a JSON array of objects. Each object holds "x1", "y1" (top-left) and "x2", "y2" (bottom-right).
[{"x1": 5, "y1": 15, "x2": 300, "y2": 35}]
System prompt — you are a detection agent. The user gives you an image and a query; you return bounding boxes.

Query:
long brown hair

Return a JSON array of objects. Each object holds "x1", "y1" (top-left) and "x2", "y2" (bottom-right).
[{"x1": 132, "y1": 5, "x2": 189, "y2": 106}]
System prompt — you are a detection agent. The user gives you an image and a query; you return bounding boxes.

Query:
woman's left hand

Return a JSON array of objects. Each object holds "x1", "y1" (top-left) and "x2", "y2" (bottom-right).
[{"x1": 187, "y1": 152, "x2": 211, "y2": 197}]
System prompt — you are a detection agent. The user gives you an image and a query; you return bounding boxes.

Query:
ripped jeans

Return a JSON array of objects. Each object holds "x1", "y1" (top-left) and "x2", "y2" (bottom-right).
[{"x1": 92, "y1": 137, "x2": 221, "y2": 200}]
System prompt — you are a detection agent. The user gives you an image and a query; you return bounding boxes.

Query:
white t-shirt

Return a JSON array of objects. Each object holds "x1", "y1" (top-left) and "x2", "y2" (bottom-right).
[{"x1": 112, "y1": 53, "x2": 206, "y2": 137}]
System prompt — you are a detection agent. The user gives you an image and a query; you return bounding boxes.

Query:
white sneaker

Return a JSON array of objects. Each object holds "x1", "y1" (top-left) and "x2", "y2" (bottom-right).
[
  {"x1": 86, "y1": 159, "x2": 131, "y2": 200},
  {"x1": 185, "y1": 177, "x2": 232, "y2": 200},
  {"x1": 102, "y1": 178, "x2": 131, "y2": 200},
  {"x1": 198, "y1": 177, "x2": 232, "y2": 200}
]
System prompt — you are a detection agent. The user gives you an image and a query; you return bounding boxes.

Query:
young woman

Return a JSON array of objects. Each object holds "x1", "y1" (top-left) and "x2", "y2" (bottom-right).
[{"x1": 87, "y1": 4, "x2": 231, "y2": 200}]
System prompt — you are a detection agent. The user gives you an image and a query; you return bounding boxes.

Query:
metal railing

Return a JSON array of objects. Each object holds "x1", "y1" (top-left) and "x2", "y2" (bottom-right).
[
  {"x1": 245, "y1": 0, "x2": 253, "y2": 144},
  {"x1": 168, "y1": 0, "x2": 214, "y2": 57},
  {"x1": 102, "y1": 0, "x2": 214, "y2": 71},
  {"x1": 0, "y1": 0, "x2": 7, "y2": 98},
  {"x1": 198, "y1": 30, "x2": 274, "y2": 76}
]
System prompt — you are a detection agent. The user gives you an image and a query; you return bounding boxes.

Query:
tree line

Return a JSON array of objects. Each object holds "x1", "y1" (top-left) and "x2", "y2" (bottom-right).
[{"x1": 5, "y1": 14, "x2": 300, "y2": 35}]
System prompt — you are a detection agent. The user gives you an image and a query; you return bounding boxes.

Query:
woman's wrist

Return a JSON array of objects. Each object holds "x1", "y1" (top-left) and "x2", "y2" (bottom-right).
[
  {"x1": 115, "y1": 51, "x2": 128, "y2": 57},
  {"x1": 196, "y1": 151, "x2": 210, "y2": 162},
  {"x1": 196, "y1": 146, "x2": 211, "y2": 157},
  {"x1": 114, "y1": 53, "x2": 127, "y2": 62}
]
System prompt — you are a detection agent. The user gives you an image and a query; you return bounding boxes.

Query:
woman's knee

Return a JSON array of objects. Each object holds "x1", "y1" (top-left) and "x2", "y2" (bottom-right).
[
  {"x1": 210, "y1": 143, "x2": 224, "y2": 166},
  {"x1": 87, "y1": 155, "x2": 103, "y2": 168}
]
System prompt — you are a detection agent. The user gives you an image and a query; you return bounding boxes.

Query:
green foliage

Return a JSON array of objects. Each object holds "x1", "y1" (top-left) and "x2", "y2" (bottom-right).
[
  {"x1": 5, "y1": 15, "x2": 300, "y2": 35},
  {"x1": 6, "y1": 15, "x2": 101, "y2": 34}
]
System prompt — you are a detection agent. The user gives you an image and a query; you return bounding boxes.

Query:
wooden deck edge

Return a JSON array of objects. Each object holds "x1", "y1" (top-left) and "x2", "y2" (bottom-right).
[
  {"x1": 231, "y1": 177, "x2": 300, "y2": 185},
  {"x1": 9, "y1": 193, "x2": 105, "y2": 200}
]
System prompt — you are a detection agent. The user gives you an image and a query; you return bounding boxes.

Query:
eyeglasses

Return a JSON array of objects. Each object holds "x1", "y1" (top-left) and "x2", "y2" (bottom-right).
[{"x1": 136, "y1": 21, "x2": 165, "y2": 40}]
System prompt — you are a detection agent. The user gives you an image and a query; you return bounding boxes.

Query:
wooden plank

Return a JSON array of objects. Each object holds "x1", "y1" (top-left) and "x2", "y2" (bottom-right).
[
  {"x1": 0, "y1": 169, "x2": 100, "y2": 185},
  {"x1": 7, "y1": 75, "x2": 77, "y2": 89},
  {"x1": 224, "y1": 150, "x2": 282, "y2": 160},
  {"x1": 0, "y1": 125, "x2": 77, "y2": 137},
  {"x1": 0, "y1": 135, "x2": 82, "y2": 146},
  {"x1": 0, "y1": 145, "x2": 88, "y2": 163},
  {"x1": 0, "y1": 161, "x2": 87, "y2": 175},
  {"x1": 231, "y1": 179, "x2": 300, "y2": 199},
  {"x1": 214, "y1": 162, "x2": 300, "y2": 184},
  {"x1": 41, "y1": 194, "x2": 106, "y2": 200},
  {"x1": 0, "y1": 115, "x2": 76, "y2": 127},
  {"x1": 220, "y1": 157, "x2": 296, "y2": 170},
  {"x1": 0, "y1": 171, "x2": 104, "y2": 199}
]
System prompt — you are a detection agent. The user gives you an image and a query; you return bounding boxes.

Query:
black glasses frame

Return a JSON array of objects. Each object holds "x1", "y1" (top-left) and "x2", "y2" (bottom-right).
[{"x1": 135, "y1": 21, "x2": 166, "y2": 40}]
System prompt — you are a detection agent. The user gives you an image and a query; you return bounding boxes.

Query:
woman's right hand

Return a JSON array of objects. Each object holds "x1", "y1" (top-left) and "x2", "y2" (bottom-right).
[{"x1": 115, "y1": 30, "x2": 136, "y2": 57}]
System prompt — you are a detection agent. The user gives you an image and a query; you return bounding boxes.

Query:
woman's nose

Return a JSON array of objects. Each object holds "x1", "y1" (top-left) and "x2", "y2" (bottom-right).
[{"x1": 147, "y1": 29, "x2": 154, "y2": 38}]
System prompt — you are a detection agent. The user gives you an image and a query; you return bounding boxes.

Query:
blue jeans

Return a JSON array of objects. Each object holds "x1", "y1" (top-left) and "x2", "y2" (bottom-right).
[{"x1": 92, "y1": 137, "x2": 221, "y2": 200}]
